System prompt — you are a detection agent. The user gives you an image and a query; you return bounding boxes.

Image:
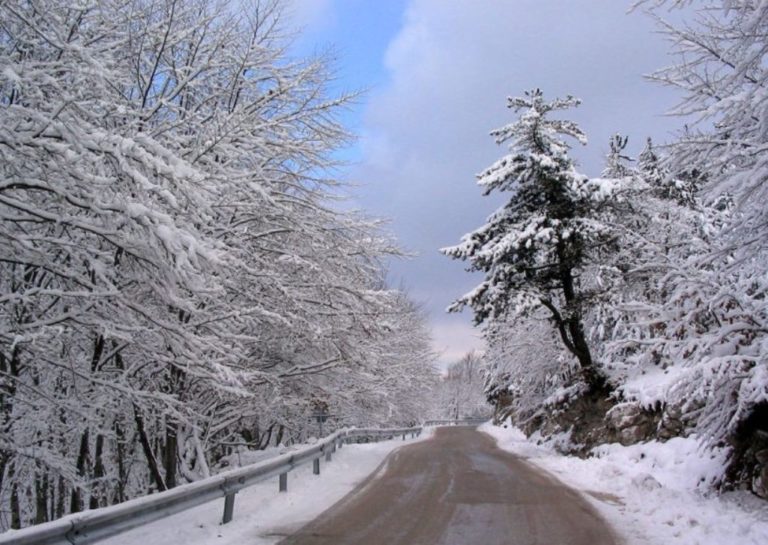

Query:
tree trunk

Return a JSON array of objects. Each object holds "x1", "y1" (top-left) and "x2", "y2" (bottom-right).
[
  {"x1": 161, "y1": 364, "x2": 186, "y2": 488},
  {"x1": 555, "y1": 245, "x2": 607, "y2": 393},
  {"x1": 133, "y1": 404, "x2": 167, "y2": 492},
  {"x1": 89, "y1": 434, "x2": 106, "y2": 509},
  {"x1": 9, "y1": 463, "x2": 20, "y2": 529},
  {"x1": 0, "y1": 347, "x2": 20, "y2": 505},
  {"x1": 258, "y1": 423, "x2": 275, "y2": 450},
  {"x1": 35, "y1": 470, "x2": 49, "y2": 524},
  {"x1": 70, "y1": 429, "x2": 90, "y2": 513},
  {"x1": 163, "y1": 420, "x2": 178, "y2": 489},
  {"x1": 114, "y1": 420, "x2": 127, "y2": 504}
]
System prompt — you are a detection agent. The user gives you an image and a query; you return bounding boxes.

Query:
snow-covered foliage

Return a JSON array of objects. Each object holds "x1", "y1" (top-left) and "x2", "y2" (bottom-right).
[
  {"x1": 585, "y1": 137, "x2": 725, "y2": 426},
  {"x1": 442, "y1": 89, "x2": 617, "y2": 392},
  {"x1": 470, "y1": 7, "x2": 768, "y2": 491},
  {"x1": 479, "y1": 108, "x2": 767, "y2": 491},
  {"x1": 434, "y1": 351, "x2": 490, "y2": 420},
  {"x1": 643, "y1": 1, "x2": 768, "y2": 236},
  {"x1": 482, "y1": 313, "x2": 575, "y2": 424},
  {"x1": 468, "y1": 0, "x2": 768, "y2": 500},
  {"x1": 618, "y1": 0, "x2": 768, "y2": 452},
  {"x1": 0, "y1": 0, "x2": 437, "y2": 531}
]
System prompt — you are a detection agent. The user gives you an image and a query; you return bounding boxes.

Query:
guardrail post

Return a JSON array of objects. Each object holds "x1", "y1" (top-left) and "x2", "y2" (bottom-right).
[
  {"x1": 222, "y1": 492, "x2": 236, "y2": 524},
  {"x1": 402, "y1": 433, "x2": 406, "y2": 441},
  {"x1": 279, "y1": 472, "x2": 288, "y2": 492},
  {"x1": 313, "y1": 457, "x2": 320, "y2": 475},
  {"x1": 325, "y1": 445, "x2": 332, "y2": 462}
]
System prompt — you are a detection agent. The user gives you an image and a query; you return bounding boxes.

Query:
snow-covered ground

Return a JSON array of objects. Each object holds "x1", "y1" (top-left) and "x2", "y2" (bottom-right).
[
  {"x1": 102, "y1": 432, "x2": 431, "y2": 545},
  {"x1": 481, "y1": 421, "x2": 768, "y2": 545}
]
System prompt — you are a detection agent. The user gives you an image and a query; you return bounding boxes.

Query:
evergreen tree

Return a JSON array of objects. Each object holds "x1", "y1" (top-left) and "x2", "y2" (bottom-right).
[
  {"x1": 442, "y1": 89, "x2": 614, "y2": 393},
  {"x1": 602, "y1": 134, "x2": 632, "y2": 178},
  {"x1": 637, "y1": 137, "x2": 663, "y2": 186}
]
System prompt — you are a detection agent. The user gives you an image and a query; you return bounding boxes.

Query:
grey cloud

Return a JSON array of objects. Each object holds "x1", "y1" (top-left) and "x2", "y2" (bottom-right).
[{"x1": 346, "y1": 0, "x2": 685, "y2": 367}]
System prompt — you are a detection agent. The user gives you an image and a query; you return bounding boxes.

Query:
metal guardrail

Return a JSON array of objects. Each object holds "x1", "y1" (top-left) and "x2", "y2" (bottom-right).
[
  {"x1": 422, "y1": 417, "x2": 489, "y2": 427},
  {"x1": 0, "y1": 426, "x2": 421, "y2": 545}
]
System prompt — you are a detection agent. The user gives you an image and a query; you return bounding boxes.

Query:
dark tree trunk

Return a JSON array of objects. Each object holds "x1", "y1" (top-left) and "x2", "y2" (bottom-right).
[
  {"x1": 55, "y1": 476, "x2": 66, "y2": 519},
  {"x1": 133, "y1": 404, "x2": 167, "y2": 492},
  {"x1": 275, "y1": 425, "x2": 284, "y2": 447},
  {"x1": 70, "y1": 429, "x2": 90, "y2": 513},
  {"x1": 35, "y1": 470, "x2": 49, "y2": 524},
  {"x1": 163, "y1": 420, "x2": 178, "y2": 489},
  {"x1": 9, "y1": 463, "x2": 20, "y2": 529},
  {"x1": 258, "y1": 423, "x2": 275, "y2": 450},
  {"x1": 89, "y1": 434, "x2": 106, "y2": 509},
  {"x1": 0, "y1": 452, "x2": 8, "y2": 505},
  {"x1": 161, "y1": 364, "x2": 186, "y2": 488},
  {"x1": 545, "y1": 242, "x2": 607, "y2": 393},
  {"x1": 0, "y1": 347, "x2": 21, "y2": 502},
  {"x1": 114, "y1": 420, "x2": 127, "y2": 503}
]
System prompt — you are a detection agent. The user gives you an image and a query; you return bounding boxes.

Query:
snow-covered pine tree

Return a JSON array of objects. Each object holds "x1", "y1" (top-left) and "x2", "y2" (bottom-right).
[
  {"x1": 587, "y1": 135, "x2": 713, "y2": 424},
  {"x1": 637, "y1": 137, "x2": 697, "y2": 205},
  {"x1": 602, "y1": 134, "x2": 632, "y2": 179},
  {"x1": 640, "y1": 0, "x2": 767, "y2": 244},
  {"x1": 442, "y1": 89, "x2": 613, "y2": 393},
  {"x1": 637, "y1": 137, "x2": 663, "y2": 186}
]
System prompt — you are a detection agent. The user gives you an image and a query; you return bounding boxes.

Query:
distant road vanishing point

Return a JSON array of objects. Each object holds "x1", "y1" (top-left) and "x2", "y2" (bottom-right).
[{"x1": 277, "y1": 427, "x2": 619, "y2": 545}]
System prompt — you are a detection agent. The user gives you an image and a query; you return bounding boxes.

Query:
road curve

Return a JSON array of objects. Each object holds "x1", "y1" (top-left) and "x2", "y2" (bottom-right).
[{"x1": 278, "y1": 427, "x2": 619, "y2": 545}]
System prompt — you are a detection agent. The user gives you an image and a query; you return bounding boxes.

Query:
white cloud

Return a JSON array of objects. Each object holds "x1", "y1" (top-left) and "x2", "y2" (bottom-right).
[
  {"x1": 285, "y1": 0, "x2": 337, "y2": 38},
  {"x1": 430, "y1": 316, "x2": 484, "y2": 371}
]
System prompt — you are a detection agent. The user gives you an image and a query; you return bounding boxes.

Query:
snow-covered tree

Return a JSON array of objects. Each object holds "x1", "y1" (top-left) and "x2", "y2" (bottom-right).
[
  {"x1": 627, "y1": 1, "x2": 768, "y2": 494},
  {"x1": 0, "y1": 0, "x2": 436, "y2": 529},
  {"x1": 442, "y1": 89, "x2": 615, "y2": 393},
  {"x1": 435, "y1": 351, "x2": 490, "y2": 420},
  {"x1": 587, "y1": 136, "x2": 716, "y2": 408},
  {"x1": 482, "y1": 314, "x2": 571, "y2": 425},
  {"x1": 640, "y1": 0, "x2": 768, "y2": 240},
  {"x1": 602, "y1": 134, "x2": 633, "y2": 179}
]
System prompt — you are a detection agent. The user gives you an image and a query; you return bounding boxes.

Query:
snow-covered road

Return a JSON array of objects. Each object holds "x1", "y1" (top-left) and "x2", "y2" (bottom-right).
[
  {"x1": 279, "y1": 426, "x2": 618, "y2": 545},
  {"x1": 96, "y1": 423, "x2": 768, "y2": 545}
]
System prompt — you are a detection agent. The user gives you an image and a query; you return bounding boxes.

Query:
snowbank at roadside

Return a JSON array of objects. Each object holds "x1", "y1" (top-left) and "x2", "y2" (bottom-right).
[
  {"x1": 102, "y1": 431, "x2": 431, "y2": 545},
  {"x1": 480, "y1": 421, "x2": 768, "y2": 545}
]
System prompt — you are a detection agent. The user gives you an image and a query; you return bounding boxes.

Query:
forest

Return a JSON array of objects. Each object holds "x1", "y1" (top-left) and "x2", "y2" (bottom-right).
[
  {"x1": 445, "y1": 0, "x2": 768, "y2": 500},
  {"x1": 0, "y1": 0, "x2": 439, "y2": 530}
]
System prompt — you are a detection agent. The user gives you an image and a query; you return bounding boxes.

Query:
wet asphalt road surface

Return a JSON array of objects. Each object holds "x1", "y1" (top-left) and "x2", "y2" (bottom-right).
[{"x1": 277, "y1": 426, "x2": 619, "y2": 545}]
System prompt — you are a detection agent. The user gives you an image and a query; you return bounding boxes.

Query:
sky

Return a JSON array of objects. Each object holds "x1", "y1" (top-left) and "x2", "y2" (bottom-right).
[{"x1": 286, "y1": 0, "x2": 687, "y2": 369}]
